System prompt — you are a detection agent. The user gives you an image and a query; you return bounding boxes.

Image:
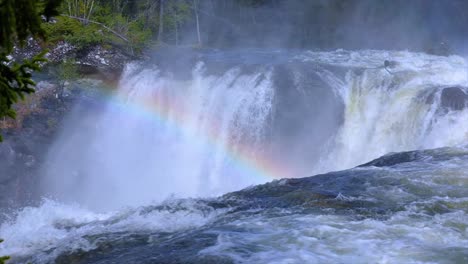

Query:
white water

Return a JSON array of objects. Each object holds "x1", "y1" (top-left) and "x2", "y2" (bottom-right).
[
  {"x1": 42, "y1": 62, "x2": 275, "y2": 210},
  {"x1": 1, "y1": 50, "x2": 468, "y2": 262},
  {"x1": 0, "y1": 199, "x2": 224, "y2": 263},
  {"x1": 202, "y1": 147, "x2": 468, "y2": 263},
  {"x1": 40, "y1": 50, "x2": 468, "y2": 209},
  {"x1": 3, "y1": 147, "x2": 468, "y2": 263},
  {"x1": 312, "y1": 50, "x2": 468, "y2": 171},
  {"x1": 203, "y1": 208, "x2": 468, "y2": 263}
]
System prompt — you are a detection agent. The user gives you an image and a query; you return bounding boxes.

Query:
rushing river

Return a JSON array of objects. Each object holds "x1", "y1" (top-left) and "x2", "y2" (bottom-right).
[{"x1": 1, "y1": 50, "x2": 468, "y2": 263}]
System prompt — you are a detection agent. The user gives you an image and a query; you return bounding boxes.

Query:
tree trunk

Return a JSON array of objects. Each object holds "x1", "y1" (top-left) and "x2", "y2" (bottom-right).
[
  {"x1": 174, "y1": 11, "x2": 179, "y2": 46},
  {"x1": 86, "y1": 0, "x2": 95, "y2": 21},
  {"x1": 158, "y1": 0, "x2": 164, "y2": 43},
  {"x1": 62, "y1": 15, "x2": 129, "y2": 42},
  {"x1": 193, "y1": 0, "x2": 201, "y2": 46},
  {"x1": 250, "y1": 8, "x2": 257, "y2": 25}
]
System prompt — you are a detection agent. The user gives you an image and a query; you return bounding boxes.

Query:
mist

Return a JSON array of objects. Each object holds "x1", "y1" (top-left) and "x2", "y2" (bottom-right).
[
  {"x1": 2, "y1": 1, "x2": 468, "y2": 262},
  {"x1": 36, "y1": 0, "x2": 468, "y2": 210},
  {"x1": 172, "y1": 0, "x2": 468, "y2": 54}
]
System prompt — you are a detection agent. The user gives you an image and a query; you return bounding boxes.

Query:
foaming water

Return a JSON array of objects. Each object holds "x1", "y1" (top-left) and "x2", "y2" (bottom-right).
[
  {"x1": 3, "y1": 49, "x2": 468, "y2": 262},
  {"x1": 0, "y1": 200, "x2": 108, "y2": 262},
  {"x1": 2, "y1": 146, "x2": 467, "y2": 263},
  {"x1": 198, "y1": 147, "x2": 468, "y2": 264},
  {"x1": 0, "y1": 198, "x2": 225, "y2": 263},
  {"x1": 42, "y1": 62, "x2": 277, "y2": 210},
  {"x1": 39, "y1": 50, "x2": 468, "y2": 211},
  {"x1": 310, "y1": 51, "x2": 468, "y2": 172}
]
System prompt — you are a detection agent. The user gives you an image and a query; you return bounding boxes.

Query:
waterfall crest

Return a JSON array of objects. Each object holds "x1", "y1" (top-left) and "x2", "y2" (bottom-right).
[{"x1": 41, "y1": 50, "x2": 468, "y2": 210}]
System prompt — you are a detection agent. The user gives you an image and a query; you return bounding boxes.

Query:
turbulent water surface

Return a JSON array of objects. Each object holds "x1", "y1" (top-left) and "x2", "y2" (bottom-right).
[{"x1": 1, "y1": 50, "x2": 468, "y2": 263}]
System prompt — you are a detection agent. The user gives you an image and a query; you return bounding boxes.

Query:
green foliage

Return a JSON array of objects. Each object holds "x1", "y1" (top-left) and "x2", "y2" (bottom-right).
[
  {"x1": 164, "y1": 1, "x2": 191, "y2": 35},
  {"x1": 0, "y1": 0, "x2": 44, "y2": 52},
  {"x1": 43, "y1": 0, "x2": 193, "y2": 52},
  {"x1": 0, "y1": 0, "x2": 62, "y2": 141},
  {"x1": 0, "y1": 255, "x2": 9, "y2": 264},
  {"x1": 127, "y1": 19, "x2": 153, "y2": 52},
  {"x1": 0, "y1": 239, "x2": 10, "y2": 263},
  {"x1": 54, "y1": 59, "x2": 80, "y2": 86},
  {"x1": 0, "y1": 0, "x2": 62, "y2": 51},
  {"x1": 43, "y1": 16, "x2": 104, "y2": 46},
  {"x1": 0, "y1": 51, "x2": 46, "y2": 118}
]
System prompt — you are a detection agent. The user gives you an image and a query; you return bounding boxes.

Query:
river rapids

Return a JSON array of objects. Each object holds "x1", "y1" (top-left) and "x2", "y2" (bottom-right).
[{"x1": 1, "y1": 49, "x2": 468, "y2": 263}]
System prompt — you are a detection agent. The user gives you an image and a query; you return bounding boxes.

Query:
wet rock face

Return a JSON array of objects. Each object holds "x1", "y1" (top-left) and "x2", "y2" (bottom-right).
[
  {"x1": 12, "y1": 40, "x2": 136, "y2": 78},
  {"x1": 75, "y1": 45, "x2": 135, "y2": 72},
  {"x1": 425, "y1": 86, "x2": 468, "y2": 112},
  {"x1": 50, "y1": 146, "x2": 468, "y2": 264},
  {"x1": 2, "y1": 42, "x2": 130, "y2": 209},
  {"x1": 269, "y1": 63, "x2": 344, "y2": 173},
  {"x1": 440, "y1": 86, "x2": 468, "y2": 111},
  {"x1": 359, "y1": 150, "x2": 424, "y2": 167},
  {"x1": 0, "y1": 84, "x2": 100, "y2": 209}
]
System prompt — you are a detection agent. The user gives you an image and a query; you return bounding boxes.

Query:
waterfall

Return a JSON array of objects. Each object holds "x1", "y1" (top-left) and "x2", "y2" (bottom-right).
[
  {"x1": 42, "y1": 62, "x2": 279, "y2": 210},
  {"x1": 316, "y1": 51, "x2": 468, "y2": 171},
  {"x1": 41, "y1": 50, "x2": 468, "y2": 211}
]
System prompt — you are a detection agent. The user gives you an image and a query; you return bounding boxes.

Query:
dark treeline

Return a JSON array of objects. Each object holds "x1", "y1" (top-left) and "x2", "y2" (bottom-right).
[
  {"x1": 41, "y1": 0, "x2": 468, "y2": 53},
  {"x1": 190, "y1": 0, "x2": 468, "y2": 52},
  {"x1": 17, "y1": 0, "x2": 468, "y2": 54}
]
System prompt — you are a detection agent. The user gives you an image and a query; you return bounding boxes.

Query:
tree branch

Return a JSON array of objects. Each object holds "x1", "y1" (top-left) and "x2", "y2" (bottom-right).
[{"x1": 61, "y1": 14, "x2": 129, "y2": 42}]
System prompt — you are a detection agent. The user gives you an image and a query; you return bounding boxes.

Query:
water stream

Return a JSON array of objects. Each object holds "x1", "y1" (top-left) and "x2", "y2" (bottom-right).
[{"x1": 1, "y1": 50, "x2": 468, "y2": 263}]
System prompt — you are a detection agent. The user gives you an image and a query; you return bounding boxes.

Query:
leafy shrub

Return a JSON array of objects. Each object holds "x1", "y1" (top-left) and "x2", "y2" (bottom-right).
[{"x1": 43, "y1": 16, "x2": 104, "y2": 46}]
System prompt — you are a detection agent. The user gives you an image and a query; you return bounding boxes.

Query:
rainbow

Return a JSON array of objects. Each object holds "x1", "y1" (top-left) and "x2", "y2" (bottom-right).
[{"x1": 96, "y1": 80, "x2": 294, "y2": 182}]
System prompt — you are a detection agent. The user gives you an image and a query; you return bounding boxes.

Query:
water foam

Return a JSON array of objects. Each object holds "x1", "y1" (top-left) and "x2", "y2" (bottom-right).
[
  {"x1": 40, "y1": 50, "x2": 468, "y2": 210},
  {"x1": 42, "y1": 62, "x2": 277, "y2": 210},
  {"x1": 315, "y1": 51, "x2": 468, "y2": 172},
  {"x1": 0, "y1": 198, "x2": 224, "y2": 262}
]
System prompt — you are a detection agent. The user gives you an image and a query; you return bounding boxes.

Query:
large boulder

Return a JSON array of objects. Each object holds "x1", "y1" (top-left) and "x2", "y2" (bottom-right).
[
  {"x1": 440, "y1": 86, "x2": 468, "y2": 111},
  {"x1": 425, "y1": 86, "x2": 468, "y2": 112}
]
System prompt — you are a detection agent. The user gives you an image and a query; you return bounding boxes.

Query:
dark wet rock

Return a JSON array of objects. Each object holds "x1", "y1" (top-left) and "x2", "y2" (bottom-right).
[
  {"x1": 359, "y1": 150, "x2": 424, "y2": 167},
  {"x1": 269, "y1": 63, "x2": 344, "y2": 172},
  {"x1": 440, "y1": 86, "x2": 468, "y2": 111},
  {"x1": 74, "y1": 45, "x2": 136, "y2": 75},
  {"x1": 147, "y1": 50, "x2": 346, "y2": 177},
  {"x1": 425, "y1": 86, "x2": 468, "y2": 112},
  {"x1": 3, "y1": 40, "x2": 128, "y2": 209},
  {"x1": 221, "y1": 147, "x2": 468, "y2": 217},
  {"x1": 54, "y1": 231, "x2": 232, "y2": 264},
  {"x1": 25, "y1": 146, "x2": 468, "y2": 264},
  {"x1": 0, "y1": 84, "x2": 101, "y2": 209},
  {"x1": 424, "y1": 41, "x2": 453, "y2": 56},
  {"x1": 360, "y1": 147, "x2": 468, "y2": 168},
  {"x1": 12, "y1": 40, "x2": 136, "y2": 79},
  {"x1": 384, "y1": 60, "x2": 398, "y2": 68}
]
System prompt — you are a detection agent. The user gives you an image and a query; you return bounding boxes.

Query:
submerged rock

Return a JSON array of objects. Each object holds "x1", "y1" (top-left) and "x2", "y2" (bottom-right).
[
  {"x1": 15, "y1": 146, "x2": 466, "y2": 264},
  {"x1": 440, "y1": 86, "x2": 468, "y2": 111},
  {"x1": 425, "y1": 86, "x2": 468, "y2": 112},
  {"x1": 359, "y1": 150, "x2": 424, "y2": 167}
]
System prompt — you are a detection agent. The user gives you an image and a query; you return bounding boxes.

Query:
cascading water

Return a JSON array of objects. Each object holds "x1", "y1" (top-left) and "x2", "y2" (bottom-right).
[
  {"x1": 2, "y1": 50, "x2": 468, "y2": 263},
  {"x1": 41, "y1": 62, "x2": 279, "y2": 210},
  {"x1": 41, "y1": 50, "x2": 468, "y2": 211},
  {"x1": 315, "y1": 51, "x2": 468, "y2": 171}
]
